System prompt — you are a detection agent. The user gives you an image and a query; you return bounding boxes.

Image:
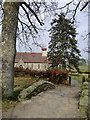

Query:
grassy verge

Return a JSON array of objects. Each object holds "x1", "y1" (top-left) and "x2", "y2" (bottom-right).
[
  {"x1": 67, "y1": 65, "x2": 88, "y2": 71},
  {"x1": 79, "y1": 65, "x2": 88, "y2": 71},
  {"x1": 2, "y1": 76, "x2": 40, "y2": 112},
  {"x1": 70, "y1": 73, "x2": 88, "y2": 83},
  {"x1": 14, "y1": 75, "x2": 39, "y2": 90}
]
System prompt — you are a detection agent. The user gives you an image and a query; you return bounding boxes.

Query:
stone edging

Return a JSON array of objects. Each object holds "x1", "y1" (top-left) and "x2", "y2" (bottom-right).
[{"x1": 79, "y1": 81, "x2": 90, "y2": 118}]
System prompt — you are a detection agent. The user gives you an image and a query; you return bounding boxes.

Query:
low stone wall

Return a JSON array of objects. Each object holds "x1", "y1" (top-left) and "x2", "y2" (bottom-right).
[
  {"x1": 18, "y1": 80, "x2": 55, "y2": 101},
  {"x1": 79, "y1": 79, "x2": 90, "y2": 118}
]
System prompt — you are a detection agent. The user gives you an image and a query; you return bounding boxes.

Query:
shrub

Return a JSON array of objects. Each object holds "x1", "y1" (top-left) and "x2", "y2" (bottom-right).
[
  {"x1": 14, "y1": 67, "x2": 68, "y2": 84},
  {"x1": 48, "y1": 68, "x2": 68, "y2": 84}
]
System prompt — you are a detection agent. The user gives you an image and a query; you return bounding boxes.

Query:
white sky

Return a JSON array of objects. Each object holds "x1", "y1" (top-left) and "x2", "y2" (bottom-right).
[{"x1": 76, "y1": 10, "x2": 88, "y2": 60}]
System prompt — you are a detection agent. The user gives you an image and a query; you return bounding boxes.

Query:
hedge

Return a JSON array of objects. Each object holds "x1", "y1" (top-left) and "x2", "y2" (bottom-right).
[{"x1": 14, "y1": 67, "x2": 68, "y2": 84}]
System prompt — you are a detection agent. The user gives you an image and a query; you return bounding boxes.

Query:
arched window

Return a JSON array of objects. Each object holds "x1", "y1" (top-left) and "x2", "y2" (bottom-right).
[
  {"x1": 31, "y1": 64, "x2": 33, "y2": 69},
  {"x1": 19, "y1": 65, "x2": 23, "y2": 68},
  {"x1": 58, "y1": 65, "x2": 61, "y2": 69},
  {"x1": 45, "y1": 65, "x2": 46, "y2": 69},
  {"x1": 38, "y1": 64, "x2": 40, "y2": 69}
]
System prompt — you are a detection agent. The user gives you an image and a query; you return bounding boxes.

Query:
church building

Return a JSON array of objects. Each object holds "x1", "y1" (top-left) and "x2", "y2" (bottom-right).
[
  {"x1": 15, "y1": 39, "x2": 50, "y2": 71},
  {"x1": 15, "y1": 39, "x2": 62, "y2": 71}
]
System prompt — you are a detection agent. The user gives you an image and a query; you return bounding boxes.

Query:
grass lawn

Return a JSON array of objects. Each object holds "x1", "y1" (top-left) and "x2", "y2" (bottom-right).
[
  {"x1": 67, "y1": 65, "x2": 89, "y2": 83},
  {"x1": 79, "y1": 65, "x2": 88, "y2": 71},
  {"x1": 67, "y1": 65, "x2": 88, "y2": 72},
  {"x1": 70, "y1": 73, "x2": 88, "y2": 83},
  {"x1": 69, "y1": 65, "x2": 89, "y2": 83}
]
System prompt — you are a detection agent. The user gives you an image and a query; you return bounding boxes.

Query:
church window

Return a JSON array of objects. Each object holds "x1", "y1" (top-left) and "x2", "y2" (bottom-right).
[
  {"x1": 19, "y1": 65, "x2": 23, "y2": 68},
  {"x1": 58, "y1": 65, "x2": 61, "y2": 69},
  {"x1": 45, "y1": 65, "x2": 46, "y2": 69},
  {"x1": 38, "y1": 64, "x2": 40, "y2": 69},
  {"x1": 31, "y1": 64, "x2": 33, "y2": 69}
]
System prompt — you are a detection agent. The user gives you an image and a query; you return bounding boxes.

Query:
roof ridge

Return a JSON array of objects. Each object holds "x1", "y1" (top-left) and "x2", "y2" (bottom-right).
[{"x1": 16, "y1": 52, "x2": 41, "y2": 53}]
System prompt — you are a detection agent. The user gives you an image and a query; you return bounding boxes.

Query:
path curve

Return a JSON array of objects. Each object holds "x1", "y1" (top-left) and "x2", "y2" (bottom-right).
[{"x1": 3, "y1": 79, "x2": 85, "y2": 118}]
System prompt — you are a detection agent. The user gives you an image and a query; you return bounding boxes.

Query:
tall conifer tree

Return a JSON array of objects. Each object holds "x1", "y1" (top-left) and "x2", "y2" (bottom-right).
[{"x1": 48, "y1": 13, "x2": 81, "y2": 71}]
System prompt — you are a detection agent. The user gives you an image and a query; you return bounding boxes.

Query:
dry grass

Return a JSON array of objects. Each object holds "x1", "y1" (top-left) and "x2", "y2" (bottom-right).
[
  {"x1": 14, "y1": 76, "x2": 39, "y2": 91},
  {"x1": 2, "y1": 75, "x2": 40, "y2": 112}
]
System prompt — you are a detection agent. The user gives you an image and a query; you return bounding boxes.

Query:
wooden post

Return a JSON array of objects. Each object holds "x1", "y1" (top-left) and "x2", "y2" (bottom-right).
[
  {"x1": 82, "y1": 76, "x2": 85, "y2": 84},
  {"x1": 88, "y1": 74, "x2": 90, "y2": 78},
  {"x1": 69, "y1": 76, "x2": 71, "y2": 85}
]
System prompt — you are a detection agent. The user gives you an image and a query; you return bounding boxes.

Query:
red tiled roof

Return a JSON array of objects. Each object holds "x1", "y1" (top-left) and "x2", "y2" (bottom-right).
[{"x1": 15, "y1": 52, "x2": 47, "y2": 63}]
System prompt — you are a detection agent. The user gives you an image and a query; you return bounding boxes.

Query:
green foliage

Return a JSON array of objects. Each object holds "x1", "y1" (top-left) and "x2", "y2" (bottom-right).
[
  {"x1": 48, "y1": 13, "x2": 81, "y2": 72},
  {"x1": 79, "y1": 58, "x2": 87, "y2": 65},
  {"x1": 79, "y1": 65, "x2": 88, "y2": 71},
  {"x1": 70, "y1": 73, "x2": 88, "y2": 83}
]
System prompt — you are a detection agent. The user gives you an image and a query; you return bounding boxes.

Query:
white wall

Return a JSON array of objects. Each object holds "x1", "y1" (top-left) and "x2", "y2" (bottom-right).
[
  {"x1": 15, "y1": 62, "x2": 50, "y2": 71},
  {"x1": 15, "y1": 62, "x2": 62, "y2": 71},
  {"x1": 14, "y1": 57, "x2": 62, "y2": 71}
]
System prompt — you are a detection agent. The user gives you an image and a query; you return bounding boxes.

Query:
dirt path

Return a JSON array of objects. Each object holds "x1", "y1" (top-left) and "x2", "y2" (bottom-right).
[{"x1": 3, "y1": 79, "x2": 85, "y2": 118}]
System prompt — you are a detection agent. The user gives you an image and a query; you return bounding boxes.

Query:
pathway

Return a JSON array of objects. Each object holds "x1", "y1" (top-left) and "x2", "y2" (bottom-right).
[{"x1": 3, "y1": 79, "x2": 85, "y2": 118}]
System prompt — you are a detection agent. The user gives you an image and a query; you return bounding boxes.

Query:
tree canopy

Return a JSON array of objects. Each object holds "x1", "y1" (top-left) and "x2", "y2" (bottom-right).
[{"x1": 48, "y1": 13, "x2": 81, "y2": 71}]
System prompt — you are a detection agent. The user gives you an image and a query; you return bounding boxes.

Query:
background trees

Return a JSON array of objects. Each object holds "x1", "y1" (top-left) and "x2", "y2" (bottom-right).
[
  {"x1": 79, "y1": 58, "x2": 87, "y2": 66},
  {"x1": 48, "y1": 13, "x2": 81, "y2": 71}
]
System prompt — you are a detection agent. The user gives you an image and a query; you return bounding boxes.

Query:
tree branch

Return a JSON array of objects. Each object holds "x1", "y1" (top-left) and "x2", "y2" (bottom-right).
[
  {"x1": 80, "y1": 1, "x2": 90, "y2": 11},
  {"x1": 18, "y1": 18, "x2": 32, "y2": 32},
  {"x1": 21, "y1": 4, "x2": 38, "y2": 33},
  {"x1": 58, "y1": 0, "x2": 74, "y2": 10},
  {"x1": 21, "y1": 2, "x2": 44, "y2": 26},
  {"x1": 72, "y1": 0, "x2": 81, "y2": 22}
]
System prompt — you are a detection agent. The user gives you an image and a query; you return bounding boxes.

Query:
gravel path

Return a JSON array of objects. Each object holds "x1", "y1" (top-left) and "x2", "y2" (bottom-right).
[{"x1": 3, "y1": 79, "x2": 85, "y2": 118}]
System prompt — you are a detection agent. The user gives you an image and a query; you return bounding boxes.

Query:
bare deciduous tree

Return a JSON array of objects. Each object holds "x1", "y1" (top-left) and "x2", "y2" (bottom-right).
[{"x1": 0, "y1": 0, "x2": 89, "y2": 97}]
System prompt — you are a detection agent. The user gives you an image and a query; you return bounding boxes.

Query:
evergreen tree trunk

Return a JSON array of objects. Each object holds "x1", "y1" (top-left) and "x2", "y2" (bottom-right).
[
  {"x1": 1, "y1": 2, "x2": 20, "y2": 97},
  {"x1": 62, "y1": 60, "x2": 66, "y2": 70},
  {"x1": 62, "y1": 41, "x2": 66, "y2": 70}
]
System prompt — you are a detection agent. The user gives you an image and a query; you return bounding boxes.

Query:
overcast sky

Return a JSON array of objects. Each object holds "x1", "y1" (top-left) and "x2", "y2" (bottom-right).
[
  {"x1": 76, "y1": 10, "x2": 88, "y2": 60},
  {"x1": 0, "y1": 0, "x2": 88, "y2": 60},
  {"x1": 16, "y1": 1, "x2": 88, "y2": 60}
]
